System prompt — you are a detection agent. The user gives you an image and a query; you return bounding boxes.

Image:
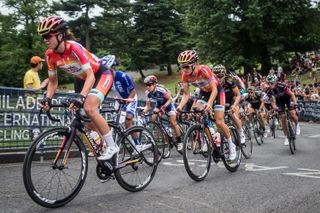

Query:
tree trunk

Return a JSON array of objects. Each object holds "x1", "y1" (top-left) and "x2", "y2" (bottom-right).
[
  {"x1": 167, "y1": 64, "x2": 172, "y2": 76},
  {"x1": 138, "y1": 68, "x2": 145, "y2": 79}
]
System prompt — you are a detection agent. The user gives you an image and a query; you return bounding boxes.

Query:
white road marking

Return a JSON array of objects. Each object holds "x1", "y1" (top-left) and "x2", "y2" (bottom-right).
[
  {"x1": 283, "y1": 168, "x2": 320, "y2": 179},
  {"x1": 245, "y1": 163, "x2": 288, "y2": 171},
  {"x1": 308, "y1": 134, "x2": 320, "y2": 138}
]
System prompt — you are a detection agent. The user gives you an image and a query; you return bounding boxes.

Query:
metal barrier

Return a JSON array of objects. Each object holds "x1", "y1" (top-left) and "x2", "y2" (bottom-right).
[
  {"x1": 1, "y1": 86, "x2": 319, "y2": 153},
  {"x1": 0, "y1": 87, "x2": 147, "y2": 153}
]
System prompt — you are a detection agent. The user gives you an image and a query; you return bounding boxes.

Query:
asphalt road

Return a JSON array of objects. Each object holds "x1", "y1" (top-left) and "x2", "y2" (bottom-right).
[{"x1": 1, "y1": 122, "x2": 320, "y2": 213}]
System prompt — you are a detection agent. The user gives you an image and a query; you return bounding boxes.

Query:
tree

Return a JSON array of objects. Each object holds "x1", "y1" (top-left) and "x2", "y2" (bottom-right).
[
  {"x1": 52, "y1": 0, "x2": 102, "y2": 51},
  {"x1": 183, "y1": 0, "x2": 320, "y2": 74},
  {"x1": 131, "y1": 0, "x2": 188, "y2": 76},
  {"x1": 0, "y1": 0, "x2": 51, "y2": 87}
]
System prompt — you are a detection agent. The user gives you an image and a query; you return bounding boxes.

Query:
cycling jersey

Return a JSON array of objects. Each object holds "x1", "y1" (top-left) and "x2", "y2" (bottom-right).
[
  {"x1": 45, "y1": 40, "x2": 112, "y2": 103},
  {"x1": 181, "y1": 65, "x2": 219, "y2": 92},
  {"x1": 46, "y1": 41, "x2": 101, "y2": 79},
  {"x1": 112, "y1": 71, "x2": 135, "y2": 98},
  {"x1": 244, "y1": 92, "x2": 262, "y2": 110},
  {"x1": 146, "y1": 86, "x2": 175, "y2": 115},
  {"x1": 181, "y1": 65, "x2": 225, "y2": 109},
  {"x1": 220, "y1": 75, "x2": 238, "y2": 104},
  {"x1": 266, "y1": 82, "x2": 290, "y2": 99}
]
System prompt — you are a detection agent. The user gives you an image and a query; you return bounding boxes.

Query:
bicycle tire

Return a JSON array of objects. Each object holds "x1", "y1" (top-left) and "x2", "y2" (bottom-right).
[
  {"x1": 146, "y1": 121, "x2": 170, "y2": 161},
  {"x1": 288, "y1": 120, "x2": 296, "y2": 154},
  {"x1": 241, "y1": 122, "x2": 253, "y2": 159},
  {"x1": 115, "y1": 126, "x2": 158, "y2": 192},
  {"x1": 221, "y1": 126, "x2": 241, "y2": 172},
  {"x1": 182, "y1": 124, "x2": 212, "y2": 182},
  {"x1": 23, "y1": 127, "x2": 88, "y2": 208},
  {"x1": 271, "y1": 117, "x2": 276, "y2": 139},
  {"x1": 253, "y1": 119, "x2": 263, "y2": 145}
]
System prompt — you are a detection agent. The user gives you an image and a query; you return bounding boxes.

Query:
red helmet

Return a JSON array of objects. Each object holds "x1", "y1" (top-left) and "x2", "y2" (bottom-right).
[
  {"x1": 37, "y1": 16, "x2": 67, "y2": 36},
  {"x1": 177, "y1": 50, "x2": 198, "y2": 65},
  {"x1": 144, "y1": 75, "x2": 158, "y2": 84}
]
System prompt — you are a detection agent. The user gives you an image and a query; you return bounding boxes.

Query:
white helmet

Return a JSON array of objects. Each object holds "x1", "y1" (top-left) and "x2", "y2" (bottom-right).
[{"x1": 100, "y1": 55, "x2": 117, "y2": 68}]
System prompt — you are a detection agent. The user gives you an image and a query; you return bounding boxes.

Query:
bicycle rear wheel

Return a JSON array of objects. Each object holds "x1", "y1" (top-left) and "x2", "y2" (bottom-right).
[
  {"x1": 115, "y1": 126, "x2": 158, "y2": 192},
  {"x1": 146, "y1": 121, "x2": 170, "y2": 161},
  {"x1": 221, "y1": 126, "x2": 241, "y2": 172},
  {"x1": 183, "y1": 124, "x2": 212, "y2": 182},
  {"x1": 288, "y1": 121, "x2": 296, "y2": 154},
  {"x1": 253, "y1": 119, "x2": 263, "y2": 145},
  {"x1": 241, "y1": 122, "x2": 253, "y2": 159},
  {"x1": 23, "y1": 127, "x2": 87, "y2": 208},
  {"x1": 270, "y1": 117, "x2": 276, "y2": 139}
]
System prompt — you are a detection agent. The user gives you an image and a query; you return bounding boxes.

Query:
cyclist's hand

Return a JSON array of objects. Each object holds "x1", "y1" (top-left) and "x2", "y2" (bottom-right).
[
  {"x1": 204, "y1": 104, "x2": 212, "y2": 112},
  {"x1": 39, "y1": 97, "x2": 52, "y2": 111},
  {"x1": 160, "y1": 105, "x2": 167, "y2": 113},
  {"x1": 140, "y1": 111, "x2": 146, "y2": 117},
  {"x1": 293, "y1": 103, "x2": 299, "y2": 109},
  {"x1": 153, "y1": 108, "x2": 160, "y2": 114},
  {"x1": 69, "y1": 95, "x2": 86, "y2": 112}
]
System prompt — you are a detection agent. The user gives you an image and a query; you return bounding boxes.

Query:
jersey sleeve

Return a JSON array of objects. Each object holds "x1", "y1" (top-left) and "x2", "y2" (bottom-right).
[
  {"x1": 122, "y1": 72, "x2": 135, "y2": 92},
  {"x1": 45, "y1": 50, "x2": 58, "y2": 76},
  {"x1": 69, "y1": 42, "x2": 91, "y2": 71}
]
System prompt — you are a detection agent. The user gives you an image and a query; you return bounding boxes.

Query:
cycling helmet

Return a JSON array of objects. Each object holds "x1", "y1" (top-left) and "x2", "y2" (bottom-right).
[
  {"x1": 100, "y1": 55, "x2": 117, "y2": 68},
  {"x1": 247, "y1": 86, "x2": 255, "y2": 92},
  {"x1": 37, "y1": 16, "x2": 67, "y2": 36},
  {"x1": 212, "y1": 64, "x2": 227, "y2": 76},
  {"x1": 177, "y1": 50, "x2": 198, "y2": 65},
  {"x1": 266, "y1": 74, "x2": 278, "y2": 83},
  {"x1": 144, "y1": 75, "x2": 158, "y2": 84}
]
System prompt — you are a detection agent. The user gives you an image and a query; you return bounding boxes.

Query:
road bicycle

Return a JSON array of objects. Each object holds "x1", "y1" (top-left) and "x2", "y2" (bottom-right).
[
  {"x1": 284, "y1": 108, "x2": 297, "y2": 154},
  {"x1": 239, "y1": 109, "x2": 253, "y2": 159},
  {"x1": 182, "y1": 108, "x2": 241, "y2": 182},
  {"x1": 252, "y1": 109, "x2": 265, "y2": 145},
  {"x1": 145, "y1": 110, "x2": 190, "y2": 161},
  {"x1": 23, "y1": 98, "x2": 158, "y2": 208}
]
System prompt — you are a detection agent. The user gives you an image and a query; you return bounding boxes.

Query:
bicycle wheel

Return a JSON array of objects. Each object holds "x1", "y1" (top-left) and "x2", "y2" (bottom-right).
[
  {"x1": 23, "y1": 127, "x2": 88, "y2": 208},
  {"x1": 221, "y1": 126, "x2": 241, "y2": 172},
  {"x1": 183, "y1": 124, "x2": 212, "y2": 182},
  {"x1": 253, "y1": 119, "x2": 263, "y2": 145},
  {"x1": 241, "y1": 122, "x2": 253, "y2": 159},
  {"x1": 146, "y1": 121, "x2": 170, "y2": 160},
  {"x1": 115, "y1": 126, "x2": 158, "y2": 192},
  {"x1": 288, "y1": 120, "x2": 296, "y2": 154},
  {"x1": 270, "y1": 117, "x2": 276, "y2": 139}
]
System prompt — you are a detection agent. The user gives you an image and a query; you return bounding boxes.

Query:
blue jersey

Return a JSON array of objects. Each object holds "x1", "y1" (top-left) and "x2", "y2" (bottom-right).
[
  {"x1": 112, "y1": 71, "x2": 135, "y2": 98},
  {"x1": 145, "y1": 86, "x2": 171, "y2": 107}
]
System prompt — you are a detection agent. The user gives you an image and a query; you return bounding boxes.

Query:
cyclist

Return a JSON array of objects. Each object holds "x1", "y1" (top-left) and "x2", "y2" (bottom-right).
[
  {"x1": 212, "y1": 64, "x2": 245, "y2": 144},
  {"x1": 142, "y1": 75, "x2": 183, "y2": 151},
  {"x1": 265, "y1": 74, "x2": 300, "y2": 145},
  {"x1": 243, "y1": 86, "x2": 268, "y2": 138},
  {"x1": 176, "y1": 50, "x2": 237, "y2": 160},
  {"x1": 37, "y1": 16, "x2": 119, "y2": 160}
]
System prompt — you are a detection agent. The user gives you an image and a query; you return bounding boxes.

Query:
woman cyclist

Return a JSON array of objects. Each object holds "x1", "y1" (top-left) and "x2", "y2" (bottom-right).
[
  {"x1": 176, "y1": 50, "x2": 236, "y2": 160},
  {"x1": 38, "y1": 16, "x2": 119, "y2": 160}
]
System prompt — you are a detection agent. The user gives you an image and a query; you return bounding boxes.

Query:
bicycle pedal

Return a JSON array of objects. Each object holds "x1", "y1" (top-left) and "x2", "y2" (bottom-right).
[{"x1": 100, "y1": 175, "x2": 115, "y2": 183}]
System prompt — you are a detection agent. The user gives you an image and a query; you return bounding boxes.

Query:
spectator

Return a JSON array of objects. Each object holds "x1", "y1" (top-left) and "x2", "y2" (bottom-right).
[{"x1": 23, "y1": 56, "x2": 48, "y2": 90}]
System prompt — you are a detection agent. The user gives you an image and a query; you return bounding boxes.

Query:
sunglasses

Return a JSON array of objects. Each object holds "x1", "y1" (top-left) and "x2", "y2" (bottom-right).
[
  {"x1": 145, "y1": 83, "x2": 153, "y2": 87},
  {"x1": 179, "y1": 64, "x2": 192, "y2": 69},
  {"x1": 42, "y1": 33, "x2": 58, "y2": 40}
]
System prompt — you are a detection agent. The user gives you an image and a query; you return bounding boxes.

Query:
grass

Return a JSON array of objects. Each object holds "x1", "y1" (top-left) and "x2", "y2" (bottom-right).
[{"x1": 287, "y1": 70, "x2": 320, "y2": 85}]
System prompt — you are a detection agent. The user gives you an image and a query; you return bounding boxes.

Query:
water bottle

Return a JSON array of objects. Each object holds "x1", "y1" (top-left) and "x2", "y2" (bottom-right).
[
  {"x1": 208, "y1": 120, "x2": 221, "y2": 147},
  {"x1": 90, "y1": 131, "x2": 103, "y2": 152},
  {"x1": 164, "y1": 124, "x2": 173, "y2": 137}
]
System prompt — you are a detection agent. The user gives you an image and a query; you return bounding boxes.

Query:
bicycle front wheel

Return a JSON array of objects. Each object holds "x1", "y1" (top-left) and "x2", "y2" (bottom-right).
[
  {"x1": 183, "y1": 124, "x2": 212, "y2": 182},
  {"x1": 115, "y1": 126, "x2": 158, "y2": 192},
  {"x1": 253, "y1": 119, "x2": 263, "y2": 145},
  {"x1": 23, "y1": 127, "x2": 88, "y2": 208},
  {"x1": 241, "y1": 122, "x2": 253, "y2": 159},
  {"x1": 221, "y1": 126, "x2": 241, "y2": 172},
  {"x1": 288, "y1": 121, "x2": 296, "y2": 154}
]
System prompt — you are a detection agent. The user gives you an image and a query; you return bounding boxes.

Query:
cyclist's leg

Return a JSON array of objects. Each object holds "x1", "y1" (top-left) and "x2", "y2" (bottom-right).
[
  {"x1": 229, "y1": 104, "x2": 245, "y2": 143},
  {"x1": 276, "y1": 98, "x2": 289, "y2": 145},
  {"x1": 87, "y1": 72, "x2": 119, "y2": 160},
  {"x1": 167, "y1": 106, "x2": 182, "y2": 151}
]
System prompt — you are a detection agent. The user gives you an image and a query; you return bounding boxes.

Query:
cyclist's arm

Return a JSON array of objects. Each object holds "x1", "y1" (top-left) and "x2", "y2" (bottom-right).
[
  {"x1": 177, "y1": 83, "x2": 190, "y2": 110},
  {"x1": 79, "y1": 68, "x2": 95, "y2": 97},
  {"x1": 46, "y1": 73, "x2": 58, "y2": 99},
  {"x1": 287, "y1": 90, "x2": 297, "y2": 105},
  {"x1": 206, "y1": 80, "x2": 217, "y2": 107},
  {"x1": 143, "y1": 99, "x2": 151, "y2": 114},
  {"x1": 259, "y1": 97, "x2": 265, "y2": 110},
  {"x1": 231, "y1": 86, "x2": 241, "y2": 108}
]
